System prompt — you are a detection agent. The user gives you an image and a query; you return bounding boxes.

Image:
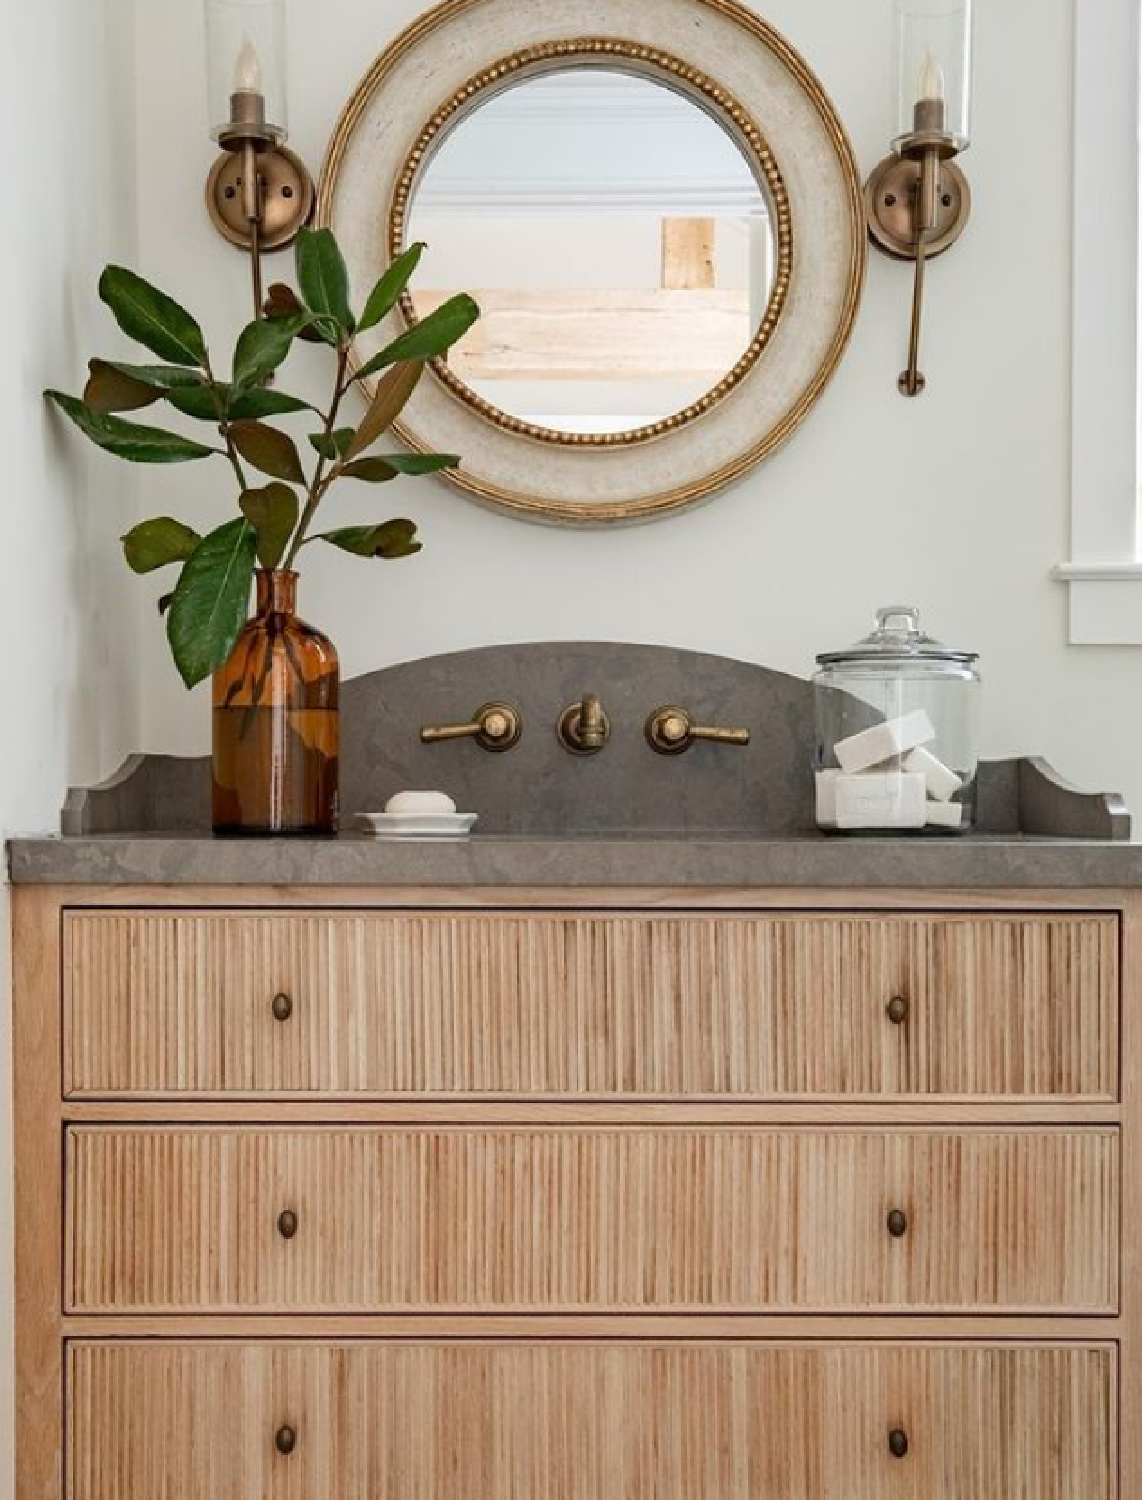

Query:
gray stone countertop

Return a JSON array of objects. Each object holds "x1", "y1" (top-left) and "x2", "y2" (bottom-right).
[{"x1": 8, "y1": 830, "x2": 1142, "y2": 889}]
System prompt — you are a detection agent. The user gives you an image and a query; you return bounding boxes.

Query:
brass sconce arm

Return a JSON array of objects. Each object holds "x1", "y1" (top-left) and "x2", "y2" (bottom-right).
[{"x1": 865, "y1": 135, "x2": 971, "y2": 398}]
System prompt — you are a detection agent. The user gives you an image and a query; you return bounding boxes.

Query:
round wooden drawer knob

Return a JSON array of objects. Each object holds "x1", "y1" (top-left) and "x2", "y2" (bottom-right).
[
  {"x1": 886, "y1": 995, "x2": 909, "y2": 1025},
  {"x1": 277, "y1": 1209, "x2": 299, "y2": 1240},
  {"x1": 887, "y1": 1208, "x2": 908, "y2": 1238},
  {"x1": 271, "y1": 992, "x2": 294, "y2": 1022},
  {"x1": 275, "y1": 1424, "x2": 297, "y2": 1456},
  {"x1": 888, "y1": 1428, "x2": 909, "y2": 1459}
]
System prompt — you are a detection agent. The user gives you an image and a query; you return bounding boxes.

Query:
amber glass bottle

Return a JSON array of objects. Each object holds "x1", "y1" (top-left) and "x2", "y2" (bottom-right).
[{"x1": 211, "y1": 571, "x2": 339, "y2": 834}]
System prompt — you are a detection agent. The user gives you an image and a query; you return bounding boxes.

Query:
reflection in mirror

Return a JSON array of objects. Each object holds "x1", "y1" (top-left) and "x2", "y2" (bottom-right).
[{"x1": 405, "y1": 70, "x2": 775, "y2": 438}]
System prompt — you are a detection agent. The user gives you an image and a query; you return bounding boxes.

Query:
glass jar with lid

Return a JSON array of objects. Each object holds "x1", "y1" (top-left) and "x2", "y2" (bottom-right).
[{"x1": 814, "y1": 606, "x2": 980, "y2": 833}]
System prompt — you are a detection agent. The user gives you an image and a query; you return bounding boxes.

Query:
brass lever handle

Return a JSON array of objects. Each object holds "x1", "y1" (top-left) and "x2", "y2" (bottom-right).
[
  {"x1": 645, "y1": 706, "x2": 751, "y2": 756},
  {"x1": 420, "y1": 701, "x2": 522, "y2": 752}
]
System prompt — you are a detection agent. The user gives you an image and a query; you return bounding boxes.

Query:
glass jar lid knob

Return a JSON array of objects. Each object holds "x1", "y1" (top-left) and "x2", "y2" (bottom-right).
[{"x1": 876, "y1": 606, "x2": 922, "y2": 635}]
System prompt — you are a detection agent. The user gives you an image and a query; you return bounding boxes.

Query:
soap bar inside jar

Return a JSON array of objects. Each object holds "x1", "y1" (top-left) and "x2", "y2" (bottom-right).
[{"x1": 813, "y1": 607, "x2": 980, "y2": 835}]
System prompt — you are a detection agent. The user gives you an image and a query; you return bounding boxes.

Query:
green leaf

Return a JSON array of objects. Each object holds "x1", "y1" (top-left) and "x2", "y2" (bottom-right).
[
  {"x1": 121, "y1": 517, "x2": 202, "y2": 574},
  {"x1": 357, "y1": 294, "x2": 479, "y2": 379},
  {"x1": 165, "y1": 385, "x2": 229, "y2": 422},
  {"x1": 45, "y1": 391, "x2": 216, "y2": 464},
  {"x1": 230, "y1": 421, "x2": 306, "y2": 483},
  {"x1": 358, "y1": 242, "x2": 426, "y2": 333},
  {"x1": 371, "y1": 452, "x2": 460, "y2": 476},
  {"x1": 166, "y1": 518, "x2": 257, "y2": 688},
  {"x1": 231, "y1": 315, "x2": 308, "y2": 390},
  {"x1": 308, "y1": 428, "x2": 355, "y2": 461},
  {"x1": 339, "y1": 451, "x2": 458, "y2": 482},
  {"x1": 97, "y1": 361, "x2": 205, "y2": 392},
  {"x1": 344, "y1": 360, "x2": 424, "y2": 462},
  {"x1": 84, "y1": 360, "x2": 161, "y2": 413},
  {"x1": 295, "y1": 228, "x2": 354, "y2": 336},
  {"x1": 313, "y1": 519, "x2": 421, "y2": 559},
  {"x1": 227, "y1": 386, "x2": 314, "y2": 419},
  {"x1": 98, "y1": 266, "x2": 207, "y2": 367},
  {"x1": 166, "y1": 382, "x2": 311, "y2": 422},
  {"x1": 265, "y1": 282, "x2": 335, "y2": 345},
  {"x1": 239, "y1": 483, "x2": 300, "y2": 571}
]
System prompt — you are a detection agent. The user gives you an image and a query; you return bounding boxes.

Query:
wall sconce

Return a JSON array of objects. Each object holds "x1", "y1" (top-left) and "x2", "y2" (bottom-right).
[
  {"x1": 865, "y1": 0, "x2": 973, "y2": 396},
  {"x1": 204, "y1": 0, "x2": 314, "y2": 316}
]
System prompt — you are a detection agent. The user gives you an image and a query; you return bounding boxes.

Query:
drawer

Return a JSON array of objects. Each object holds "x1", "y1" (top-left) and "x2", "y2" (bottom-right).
[
  {"x1": 67, "y1": 1340, "x2": 1115, "y2": 1500},
  {"x1": 65, "y1": 1126, "x2": 1119, "y2": 1314},
  {"x1": 63, "y1": 909, "x2": 1119, "y2": 1099}
]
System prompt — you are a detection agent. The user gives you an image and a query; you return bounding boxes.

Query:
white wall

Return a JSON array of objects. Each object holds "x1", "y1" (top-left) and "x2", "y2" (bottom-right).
[
  {"x1": 0, "y1": 0, "x2": 1128, "y2": 1485},
  {"x1": 0, "y1": 0, "x2": 143, "y2": 1491},
  {"x1": 127, "y1": 0, "x2": 1140, "y2": 823}
]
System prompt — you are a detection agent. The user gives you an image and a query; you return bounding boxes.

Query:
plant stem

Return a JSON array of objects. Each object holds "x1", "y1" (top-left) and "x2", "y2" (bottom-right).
[
  {"x1": 203, "y1": 356, "x2": 251, "y2": 494},
  {"x1": 281, "y1": 342, "x2": 350, "y2": 570}
]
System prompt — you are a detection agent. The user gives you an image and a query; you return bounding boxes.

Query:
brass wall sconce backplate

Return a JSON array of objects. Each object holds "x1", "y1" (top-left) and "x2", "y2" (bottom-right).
[
  {"x1": 865, "y1": 137, "x2": 972, "y2": 397},
  {"x1": 865, "y1": 155, "x2": 971, "y2": 262},
  {"x1": 206, "y1": 145, "x2": 314, "y2": 253}
]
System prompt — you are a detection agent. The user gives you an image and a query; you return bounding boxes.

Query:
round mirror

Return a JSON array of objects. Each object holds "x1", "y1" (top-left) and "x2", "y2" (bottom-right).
[
  {"x1": 320, "y1": 6, "x2": 865, "y2": 524},
  {"x1": 401, "y1": 69, "x2": 779, "y2": 442}
]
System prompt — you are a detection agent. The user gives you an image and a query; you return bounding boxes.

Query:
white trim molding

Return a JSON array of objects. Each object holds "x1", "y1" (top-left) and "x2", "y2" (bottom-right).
[{"x1": 1055, "y1": 0, "x2": 1142, "y2": 643}]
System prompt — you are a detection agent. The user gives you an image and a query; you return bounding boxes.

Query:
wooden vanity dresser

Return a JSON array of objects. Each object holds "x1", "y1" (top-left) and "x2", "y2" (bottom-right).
[{"x1": 12, "y1": 880, "x2": 1139, "y2": 1498}]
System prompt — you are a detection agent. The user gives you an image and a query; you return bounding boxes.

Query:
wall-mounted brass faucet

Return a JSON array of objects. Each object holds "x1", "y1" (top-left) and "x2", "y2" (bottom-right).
[
  {"x1": 558, "y1": 695, "x2": 610, "y2": 755},
  {"x1": 645, "y1": 706, "x2": 751, "y2": 755},
  {"x1": 421, "y1": 702, "x2": 522, "y2": 752}
]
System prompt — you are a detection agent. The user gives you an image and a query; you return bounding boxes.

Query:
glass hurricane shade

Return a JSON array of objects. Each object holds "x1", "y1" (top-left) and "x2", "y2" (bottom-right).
[
  {"x1": 893, "y1": 0, "x2": 973, "y2": 151},
  {"x1": 206, "y1": 0, "x2": 288, "y2": 142}
]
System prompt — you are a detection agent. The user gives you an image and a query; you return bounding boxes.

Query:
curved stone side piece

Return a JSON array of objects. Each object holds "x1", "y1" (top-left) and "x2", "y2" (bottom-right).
[
  {"x1": 1017, "y1": 756, "x2": 1131, "y2": 841},
  {"x1": 57, "y1": 642, "x2": 1131, "y2": 840}
]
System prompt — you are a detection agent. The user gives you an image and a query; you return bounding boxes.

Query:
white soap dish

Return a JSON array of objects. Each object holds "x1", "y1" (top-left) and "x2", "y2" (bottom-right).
[{"x1": 357, "y1": 811, "x2": 478, "y2": 840}]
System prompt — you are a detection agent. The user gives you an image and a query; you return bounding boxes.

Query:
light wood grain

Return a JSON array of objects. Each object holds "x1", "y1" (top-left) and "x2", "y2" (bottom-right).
[
  {"x1": 67, "y1": 1340, "x2": 1116, "y2": 1500},
  {"x1": 13, "y1": 889, "x2": 64, "y2": 1500},
  {"x1": 65, "y1": 1125, "x2": 1119, "y2": 1315},
  {"x1": 412, "y1": 286, "x2": 751, "y2": 379},
  {"x1": 662, "y1": 218, "x2": 717, "y2": 290},
  {"x1": 63, "y1": 910, "x2": 1120, "y2": 1100},
  {"x1": 1118, "y1": 892, "x2": 1142, "y2": 1496}
]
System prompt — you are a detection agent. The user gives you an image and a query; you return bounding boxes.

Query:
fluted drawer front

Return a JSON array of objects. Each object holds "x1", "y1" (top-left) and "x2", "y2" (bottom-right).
[
  {"x1": 67, "y1": 1341, "x2": 1115, "y2": 1500},
  {"x1": 65, "y1": 1126, "x2": 1119, "y2": 1313},
  {"x1": 63, "y1": 910, "x2": 1119, "y2": 1099}
]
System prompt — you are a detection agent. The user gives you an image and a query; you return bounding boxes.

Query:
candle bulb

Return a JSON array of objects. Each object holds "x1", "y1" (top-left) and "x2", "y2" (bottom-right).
[
  {"x1": 229, "y1": 35, "x2": 267, "y2": 133},
  {"x1": 913, "y1": 47, "x2": 948, "y2": 135},
  {"x1": 233, "y1": 36, "x2": 264, "y2": 95}
]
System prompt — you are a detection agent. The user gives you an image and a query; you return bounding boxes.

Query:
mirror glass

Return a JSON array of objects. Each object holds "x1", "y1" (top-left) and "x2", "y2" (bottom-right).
[{"x1": 404, "y1": 69, "x2": 777, "y2": 438}]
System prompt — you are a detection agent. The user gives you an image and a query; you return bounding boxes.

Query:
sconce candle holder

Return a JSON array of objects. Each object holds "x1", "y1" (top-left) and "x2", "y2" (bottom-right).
[
  {"x1": 203, "y1": 0, "x2": 314, "y2": 316},
  {"x1": 865, "y1": 0, "x2": 973, "y2": 396}
]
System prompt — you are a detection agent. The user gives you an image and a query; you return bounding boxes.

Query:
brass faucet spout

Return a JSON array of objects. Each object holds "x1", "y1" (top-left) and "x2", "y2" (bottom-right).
[{"x1": 558, "y1": 694, "x2": 611, "y2": 755}]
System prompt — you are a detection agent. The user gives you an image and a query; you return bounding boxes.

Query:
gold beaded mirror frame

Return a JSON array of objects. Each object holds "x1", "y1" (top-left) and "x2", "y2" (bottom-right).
[{"x1": 318, "y1": 0, "x2": 865, "y2": 525}]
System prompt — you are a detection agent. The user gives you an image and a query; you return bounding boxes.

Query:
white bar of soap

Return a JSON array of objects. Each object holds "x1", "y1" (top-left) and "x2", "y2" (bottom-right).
[
  {"x1": 904, "y1": 746, "x2": 963, "y2": 802},
  {"x1": 925, "y1": 799, "x2": 964, "y2": 829},
  {"x1": 835, "y1": 771, "x2": 927, "y2": 830},
  {"x1": 384, "y1": 790, "x2": 458, "y2": 815},
  {"x1": 815, "y1": 769, "x2": 840, "y2": 825},
  {"x1": 834, "y1": 711, "x2": 936, "y2": 774}
]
